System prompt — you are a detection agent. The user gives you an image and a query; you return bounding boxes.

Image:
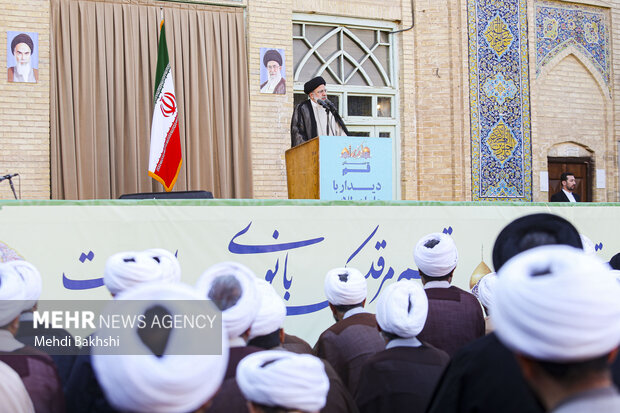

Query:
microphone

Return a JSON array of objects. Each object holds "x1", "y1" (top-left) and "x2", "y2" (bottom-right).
[
  {"x1": 0, "y1": 173, "x2": 18, "y2": 182},
  {"x1": 323, "y1": 98, "x2": 338, "y2": 112},
  {"x1": 317, "y1": 99, "x2": 330, "y2": 110}
]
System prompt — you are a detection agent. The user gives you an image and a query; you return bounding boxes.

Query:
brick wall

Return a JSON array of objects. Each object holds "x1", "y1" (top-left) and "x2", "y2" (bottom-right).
[
  {"x1": 0, "y1": 0, "x2": 50, "y2": 200},
  {"x1": 3, "y1": 0, "x2": 619, "y2": 202},
  {"x1": 293, "y1": 0, "x2": 402, "y2": 20},
  {"x1": 530, "y1": 1, "x2": 618, "y2": 202},
  {"x1": 533, "y1": 54, "x2": 609, "y2": 201},
  {"x1": 399, "y1": 0, "x2": 417, "y2": 199},
  {"x1": 247, "y1": 0, "x2": 294, "y2": 199},
  {"x1": 410, "y1": 0, "x2": 469, "y2": 201}
]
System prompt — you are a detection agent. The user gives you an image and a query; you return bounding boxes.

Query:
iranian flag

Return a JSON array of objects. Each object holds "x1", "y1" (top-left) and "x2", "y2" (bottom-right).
[{"x1": 148, "y1": 19, "x2": 182, "y2": 192}]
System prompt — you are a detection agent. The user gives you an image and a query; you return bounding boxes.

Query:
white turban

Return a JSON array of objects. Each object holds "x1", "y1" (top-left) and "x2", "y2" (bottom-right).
[
  {"x1": 0, "y1": 263, "x2": 27, "y2": 326},
  {"x1": 237, "y1": 350, "x2": 329, "y2": 412},
  {"x1": 414, "y1": 233, "x2": 458, "y2": 277},
  {"x1": 376, "y1": 280, "x2": 428, "y2": 338},
  {"x1": 472, "y1": 272, "x2": 497, "y2": 311},
  {"x1": 144, "y1": 248, "x2": 181, "y2": 283},
  {"x1": 249, "y1": 279, "x2": 287, "y2": 340},
  {"x1": 493, "y1": 245, "x2": 620, "y2": 362},
  {"x1": 93, "y1": 282, "x2": 229, "y2": 413},
  {"x1": 196, "y1": 262, "x2": 260, "y2": 339},
  {"x1": 5, "y1": 260, "x2": 42, "y2": 311},
  {"x1": 0, "y1": 360, "x2": 34, "y2": 413},
  {"x1": 580, "y1": 234, "x2": 595, "y2": 255},
  {"x1": 324, "y1": 267, "x2": 367, "y2": 306},
  {"x1": 104, "y1": 251, "x2": 164, "y2": 296}
]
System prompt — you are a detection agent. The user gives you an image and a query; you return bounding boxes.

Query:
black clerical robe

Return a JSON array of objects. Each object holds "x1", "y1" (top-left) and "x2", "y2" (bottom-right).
[{"x1": 425, "y1": 333, "x2": 544, "y2": 413}]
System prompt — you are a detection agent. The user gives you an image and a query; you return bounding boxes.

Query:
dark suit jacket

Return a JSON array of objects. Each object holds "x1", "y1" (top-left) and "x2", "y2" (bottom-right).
[
  {"x1": 314, "y1": 312, "x2": 386, "y2": 395},
  {"x1": 425, "y1": 333, "x2": 544, "y2": 413},
  {"x1": 417, "y1": 286, "x2": 485, "y2": 356},
  {"x1": 356, "y1": 343, "x2": 449, "y2": 413},
  {"x1": 550, "y1": 190, "x2": 580, "y2": 202}
]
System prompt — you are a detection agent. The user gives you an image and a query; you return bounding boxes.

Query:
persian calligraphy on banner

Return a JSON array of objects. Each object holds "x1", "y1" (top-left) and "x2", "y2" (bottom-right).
[
  {"x1": 319, "y1": 135, "x2": 393, "y2": 201},
  {"x1": 0, "y1": 201, "x2": 617, "y2": 343}
]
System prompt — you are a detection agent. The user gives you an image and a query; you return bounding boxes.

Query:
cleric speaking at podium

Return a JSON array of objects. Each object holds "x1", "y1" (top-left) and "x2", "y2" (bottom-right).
[{"x1": 290, "y1": 76, "x2": 349, "y2": 147}]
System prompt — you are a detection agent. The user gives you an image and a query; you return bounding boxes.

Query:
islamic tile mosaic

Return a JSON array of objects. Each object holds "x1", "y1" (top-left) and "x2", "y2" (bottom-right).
[
  {"x1": 536, "y1": 1, "x2": 610, "y2": 91},
  {"x1": 468, "y1": 0, "x2": 532, "y2": 201}
]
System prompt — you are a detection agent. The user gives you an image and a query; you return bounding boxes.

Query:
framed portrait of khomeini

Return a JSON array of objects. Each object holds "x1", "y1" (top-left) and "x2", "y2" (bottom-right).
[
  {"x1": 7, "y1": 31, "x2": 39, "y2": 83},
  {"x1": 260, "y1": 48, "x2": 286, "y2": 94}
]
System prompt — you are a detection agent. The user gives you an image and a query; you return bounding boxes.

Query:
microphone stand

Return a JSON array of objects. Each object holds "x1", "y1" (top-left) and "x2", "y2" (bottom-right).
[
  {"x1": 319, "y1": 100, "x2": 332, "y2": 135},
  {"x1": 7, "y1": 176, "x2": 18, "y2": 199},
  {"x1": 325, "y1": 107, "x2": 331, "y2": 135}
]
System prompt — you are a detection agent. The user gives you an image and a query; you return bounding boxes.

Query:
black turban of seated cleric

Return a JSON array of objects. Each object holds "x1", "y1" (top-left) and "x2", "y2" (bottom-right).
[
  {"x1": 609, "y1": 252, "x2": 620, "y2": 270},
  {"x1": 11, "y1": 33, "x2": 34, "y2": 54},
  {"x1": 304, "y1": 76, "x2": 326, "y2": 94},
  {"x1": 263, "y1": 49, "x2": 282, "y2": 67},
  {"x1": 492, "y1": 213, "x2": 582, "y2": 272}
]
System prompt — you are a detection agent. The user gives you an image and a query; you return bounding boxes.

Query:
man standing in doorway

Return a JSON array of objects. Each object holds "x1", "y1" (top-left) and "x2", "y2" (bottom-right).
[
  {"x1": 550, "y1": 172, "x2": 580, "y2": 202},
  {"x1": 8, "y1": 33, "x2": 38, "y2": 83},
  {"x1": 290, "y1": 76, "x2": 348, "y2": 147}
]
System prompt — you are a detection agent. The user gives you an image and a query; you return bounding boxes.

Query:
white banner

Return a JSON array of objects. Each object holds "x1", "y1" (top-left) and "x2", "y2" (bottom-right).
[{"x1": 0, "y1": 202, "x2": 617, "y2": 344}]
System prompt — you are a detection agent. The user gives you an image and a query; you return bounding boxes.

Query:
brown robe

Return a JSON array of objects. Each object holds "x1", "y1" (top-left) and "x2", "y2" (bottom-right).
[
  {"x1": 314, "y1": 312, "x2": 386, "y2": 395},
  {"x1": 205, "y1": 345, "x2": 263, "y2": 413},
  {"x1": 0, "y1": 345, "x2": 65, "y2": 413},
  {"x1": 417, "y1": 286, "x2": 485, "y2": 356},
  {"x1": 355, "y1": 343, "x2": 449, "y2": 413},
  {"x1": 7, "y1": 66, "x2": 39, "y2": 82}
]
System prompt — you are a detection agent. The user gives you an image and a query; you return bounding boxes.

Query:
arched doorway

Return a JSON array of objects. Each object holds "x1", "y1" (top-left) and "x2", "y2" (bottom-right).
[{"x1": 547, "y1": 157, "x2": 592, "y2": 202}]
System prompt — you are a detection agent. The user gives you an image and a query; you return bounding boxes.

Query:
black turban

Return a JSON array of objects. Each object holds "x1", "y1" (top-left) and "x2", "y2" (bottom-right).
[
  {"x1": 609, "y1": 252, "x2": 620, "y2": 270},
  {"x1": 263, "y1": 49, "x2": 282, "y2": 67},
  {"x1": 11, "y1": 33, "x2": 34, "y2": 55},
  {"x1": 492, "y1": 213, "x2": 582, "y2": 271},
  {"x1": 304, "y1": 76, "x2": 326, "y2": 94}
]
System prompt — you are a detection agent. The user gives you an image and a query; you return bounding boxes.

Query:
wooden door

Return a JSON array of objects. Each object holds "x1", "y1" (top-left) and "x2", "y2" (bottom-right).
[{"x1": 548, "y1": 158, "x2": 591, "y2": 202}]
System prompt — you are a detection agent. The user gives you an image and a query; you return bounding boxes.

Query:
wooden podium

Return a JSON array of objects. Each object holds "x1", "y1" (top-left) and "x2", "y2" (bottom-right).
[
  {"x1": 285, "y1": 136, "x2": 393, "y2": 200},
  {"x1": 285, "y1": 137, "x2": 320, "y2": 199}
]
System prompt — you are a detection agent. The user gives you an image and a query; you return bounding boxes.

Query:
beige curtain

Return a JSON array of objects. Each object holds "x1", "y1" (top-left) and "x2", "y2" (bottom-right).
[{"x1": 51, "y1": 0, "x2": 252, "y2": 199}]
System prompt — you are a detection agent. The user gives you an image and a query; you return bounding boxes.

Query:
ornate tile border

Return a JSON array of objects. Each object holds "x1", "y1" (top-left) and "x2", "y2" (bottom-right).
[
  {"x1": 535, "y1": 1, "x2": 611, "y2": 92},
  {"x1": 468, "y1": 0, "x2": 532, "y2": 201}
]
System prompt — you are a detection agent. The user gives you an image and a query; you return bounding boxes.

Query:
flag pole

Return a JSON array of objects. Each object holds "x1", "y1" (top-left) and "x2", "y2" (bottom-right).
[{"x1": 148, "y1": 6, "x2": 182, "y2": 192}]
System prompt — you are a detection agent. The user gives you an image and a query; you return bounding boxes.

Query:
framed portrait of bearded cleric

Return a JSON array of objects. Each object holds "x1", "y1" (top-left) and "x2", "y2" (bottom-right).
[
  {"x1": 7, "y1": 31, "x2": 39, "y2": 83},
  {"x1": 260, "y1": 47, "x2": 286, "y2": 94}
]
